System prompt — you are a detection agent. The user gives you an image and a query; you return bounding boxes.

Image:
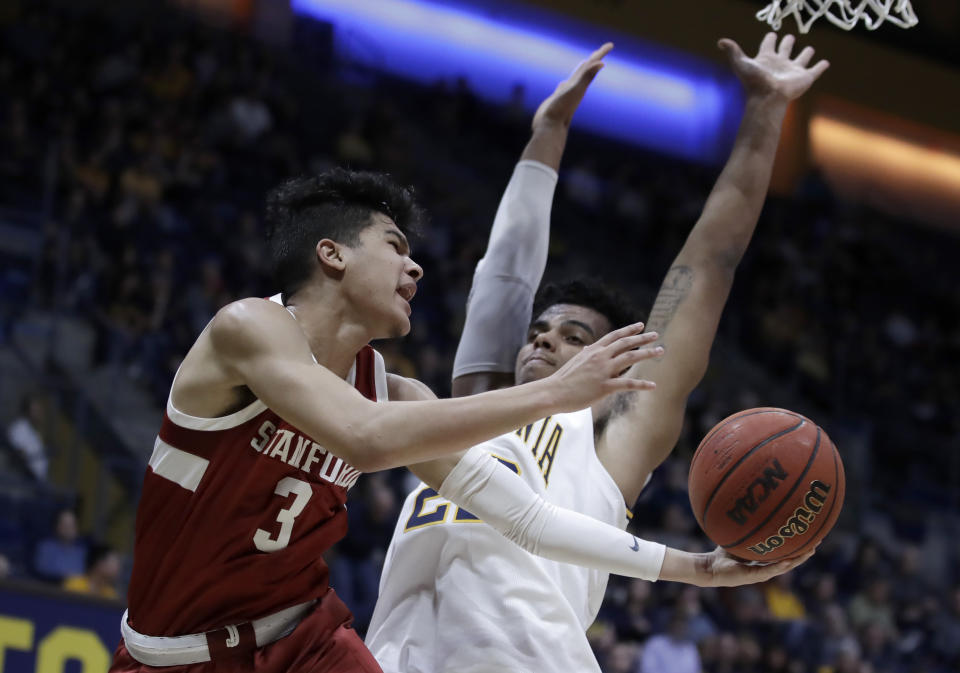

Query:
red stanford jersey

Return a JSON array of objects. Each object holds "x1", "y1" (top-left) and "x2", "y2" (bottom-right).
[{"x1": 125, "y1": 345, "x2": 387, "y2": 637}]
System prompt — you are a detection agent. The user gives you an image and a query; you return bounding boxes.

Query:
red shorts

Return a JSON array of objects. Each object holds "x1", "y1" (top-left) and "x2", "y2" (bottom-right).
[{"x1": 110, "y1": 589, "x2": 383, "y2": 673}]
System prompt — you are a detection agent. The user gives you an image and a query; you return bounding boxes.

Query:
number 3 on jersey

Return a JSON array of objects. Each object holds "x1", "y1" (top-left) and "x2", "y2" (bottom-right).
[{"x1": 253, "y1": 477, "x2": 313, "y2": 552}]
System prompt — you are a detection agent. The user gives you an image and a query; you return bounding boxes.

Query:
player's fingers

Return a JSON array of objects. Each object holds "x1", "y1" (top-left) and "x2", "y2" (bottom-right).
[
  {"x1": 793, "y1": 547, "x2": 818, "y2": 566},
  {"x1": 612, "y1": 345, "x2": 663, "y2": 370},
  {"x1": 759, "y1": 31, "x2": 778, "y2": 55},
  {"x1": 794, "y1": 45, "x2": 815, "y2": 66},
  {"x1": 809, "y1": 59, "x2": 830, "y2": 78},
  {"x1": 781, "y1": 556, "x2": 806, "y2": 572},
  {"x1": 765, "y1": 549, "x2": 814, "y2": 577},
  {"x1": 604, "y1": 335, "x2": 659, "y2": 361},
  {"x1": 608, "y1": 377, "x2": 656, "y2": 392},
  {"x1": 777, "y1": 34, "x2": 796, "y2": 58},
  {"x1": 717, "y1": 38, "x2": 745, "y2": 65},
  {"x1": 604, "y1": 331, "x2": 659, "y2": 357},
  {"x1": 757, "y1": 559, "x2": 795, "y2": 581},
  {"x1": 593, "y1": 321, "x2": 646, "y2": 347},
  {"x1": 571, "y1": 43, "x2": 613, "y2": 81},
  {"x1": 578, "y1": 62, "x2": 604, "y2": 87},
  {"x1": 590, "y1": 42, "x2": 614, "y2": 62}
]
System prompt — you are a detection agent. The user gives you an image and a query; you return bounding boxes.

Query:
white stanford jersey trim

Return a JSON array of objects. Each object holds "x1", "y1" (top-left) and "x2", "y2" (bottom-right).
[
  {"x1": 163, "y1": 294, "x2": 283, "y2": 432},
  {"x1": 166, "y1": 396, "x2": 269, "y2": 432},
  {"x1": 148, "y1": 437, "x2": 210, "y2": 492}
]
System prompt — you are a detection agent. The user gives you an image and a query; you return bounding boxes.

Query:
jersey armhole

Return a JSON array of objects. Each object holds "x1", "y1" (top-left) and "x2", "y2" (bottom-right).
[
  {"x1": 165, "y1": 359, "x2": 267, "y2": 431},
  {"x1": 585, "y1": 407, "x2": 633, "y2": 527},
  {"x1": 166, "y1": 395, "x2": 268, "y2": 432}
]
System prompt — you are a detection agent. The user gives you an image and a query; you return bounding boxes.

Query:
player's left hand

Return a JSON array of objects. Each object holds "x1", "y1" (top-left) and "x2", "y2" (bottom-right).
[
  {"x1": 699, "y1": 545, "x2": 816, "y2": 587},
  {"x1": 531, "y1": 42, "x2": 613, "y2": 132},
  {"x1": 719, "y1": 33, "x2": 829, "y2": 102}
]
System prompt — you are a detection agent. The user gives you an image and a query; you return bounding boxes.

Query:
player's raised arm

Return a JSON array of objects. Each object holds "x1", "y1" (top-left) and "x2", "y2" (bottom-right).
[
  {"x1": 594, "y1": 33, "x2": 830, "y2": 505},
  {"x1": 204, "y1": 298, "x2": 658, "y2": 472},
  {"x1": 452, "y1": 44, "x2": 612, "y2": 397},
  {"x1": 522, "y1": 42, "x2": 612, "y2": 170}
]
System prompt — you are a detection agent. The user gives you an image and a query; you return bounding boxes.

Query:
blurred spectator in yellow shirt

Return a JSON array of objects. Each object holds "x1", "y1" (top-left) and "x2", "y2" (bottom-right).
[
  {"x1": 63, "y1": 543, "x2": 121, "y2": 600},
  {"x1": 765, "y1": 571, "x2": 806, "y2": 620}
]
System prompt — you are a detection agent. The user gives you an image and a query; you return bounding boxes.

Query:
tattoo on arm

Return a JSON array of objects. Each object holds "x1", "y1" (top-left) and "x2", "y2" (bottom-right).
[
  {"x1": 646, "y1": 266, "x2": 694, "y2": 335},
  {"x1": 594, "y1": 267, "x2": 695, "y2": 436},
  {"x1": 594, "y1": 266, "x2": 694, "y2": 436}
]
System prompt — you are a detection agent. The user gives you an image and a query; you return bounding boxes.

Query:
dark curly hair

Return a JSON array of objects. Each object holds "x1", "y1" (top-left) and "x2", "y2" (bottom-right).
[
  {"x1": 532, "y1": 278, "x2": 644, "y2": 332},
  {"x1": 264, "y1": 168, "x2": 425, "y2": 300}
]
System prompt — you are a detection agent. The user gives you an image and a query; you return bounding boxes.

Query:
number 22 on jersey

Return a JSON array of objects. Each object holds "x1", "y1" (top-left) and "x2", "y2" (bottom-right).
[{"x1": 403, "y1": 455, "x2": 519, "y2": 532}]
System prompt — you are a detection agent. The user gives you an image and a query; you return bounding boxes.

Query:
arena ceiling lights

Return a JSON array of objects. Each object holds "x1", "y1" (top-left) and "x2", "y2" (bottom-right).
[{"x1": 292, "y1": 0, "x2": 742, "y2": 162}]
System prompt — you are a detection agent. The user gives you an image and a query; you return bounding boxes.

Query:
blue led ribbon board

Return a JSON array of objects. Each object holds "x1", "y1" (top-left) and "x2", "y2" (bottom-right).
[{"x1": 292, "y1": 0, "x2": 742, "y2": 162}]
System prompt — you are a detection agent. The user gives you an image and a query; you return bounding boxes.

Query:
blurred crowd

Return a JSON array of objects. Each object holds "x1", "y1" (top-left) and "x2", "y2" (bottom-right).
[
  {"x1": 590, "y1": 542, "x2": 960, "y2": 673},
  {"x1": 1, "y1": 1, "x2": 958, "y2": 672},
  {"x1": 0, "y1": 504, "x2": 121, "y2": 601}
]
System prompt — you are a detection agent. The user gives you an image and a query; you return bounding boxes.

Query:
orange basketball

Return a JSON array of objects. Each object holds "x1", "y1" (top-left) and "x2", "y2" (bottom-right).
[{"x1": 688, "y1": 407, "x2": 845, "y2": 562}]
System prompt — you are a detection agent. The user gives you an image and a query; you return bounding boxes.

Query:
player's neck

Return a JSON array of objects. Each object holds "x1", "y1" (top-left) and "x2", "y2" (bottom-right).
[{"x1": 285, "y1": 286, "x2": 372, "y2": 379}]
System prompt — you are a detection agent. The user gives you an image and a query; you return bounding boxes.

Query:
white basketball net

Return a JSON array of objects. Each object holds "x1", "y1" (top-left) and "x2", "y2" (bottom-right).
[{"x1": 757, "y1": 0, "x2": 919, "y2": 33}]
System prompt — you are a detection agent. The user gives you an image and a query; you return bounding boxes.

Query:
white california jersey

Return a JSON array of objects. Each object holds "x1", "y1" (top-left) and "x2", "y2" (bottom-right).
[{"x1": 366, "y1": 408, "x2": 627, "y2": 673}]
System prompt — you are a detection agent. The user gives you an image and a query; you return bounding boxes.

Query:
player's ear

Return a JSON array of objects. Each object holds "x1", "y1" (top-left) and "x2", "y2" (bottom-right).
[{"x1": 316, "y1": 239, "x2": 346, "y2": 273}]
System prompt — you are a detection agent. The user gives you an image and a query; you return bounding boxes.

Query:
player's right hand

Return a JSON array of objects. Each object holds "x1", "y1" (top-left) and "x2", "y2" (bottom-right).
[
  {"x1": 699, "y1": 545, "x2": 816, "y2": 587},
  {"x1": 547, "y1": 322, "x2": 661, "y2": 412},
  {"x1": 531, "y1": 42, "x2": 613, "y2": 132},
  {"x1": 719, "y1": 33, "x2": 829, "y2": 103}
]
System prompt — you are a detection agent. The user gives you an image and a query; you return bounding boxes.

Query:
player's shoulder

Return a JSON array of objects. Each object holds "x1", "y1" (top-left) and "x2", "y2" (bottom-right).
[
  {"x1": 208, "y1": 298, "x2": 301, "y2": 356},
  {"x1": 211, "y1": 298, "x2": 291, "y2": 337},
  {"x1": 215, "y1": 297, "x2": 288, "y2": 326}
]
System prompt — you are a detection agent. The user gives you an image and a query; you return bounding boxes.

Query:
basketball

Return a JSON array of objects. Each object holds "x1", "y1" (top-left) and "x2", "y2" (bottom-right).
[{"x1": 688, "y1": 408, "x2": 845, "y2": 562}]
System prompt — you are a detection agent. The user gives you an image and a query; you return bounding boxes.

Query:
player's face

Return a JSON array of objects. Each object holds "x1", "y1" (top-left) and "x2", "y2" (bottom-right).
[
  {"x1": 343, "y1": 214, "x2": 423, "y2": 338},
  {"x1": 514, "y1": 304, "x2": 613, "y2": 384}
]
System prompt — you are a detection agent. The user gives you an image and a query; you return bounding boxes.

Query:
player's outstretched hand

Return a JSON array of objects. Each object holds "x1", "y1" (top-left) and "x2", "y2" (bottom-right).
[
  {"x1": 699, "y1": 545, "x2": 816, "y2": 587},
  {"x1": 719, "y1": 33, "x2": 829, "y2": 102},
  {"x1": 547, "y1": 322, "x2": 661, "y2": 412},
  {"x1": 532, "y1": 42, "x2": 613, "y2": 132}
]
